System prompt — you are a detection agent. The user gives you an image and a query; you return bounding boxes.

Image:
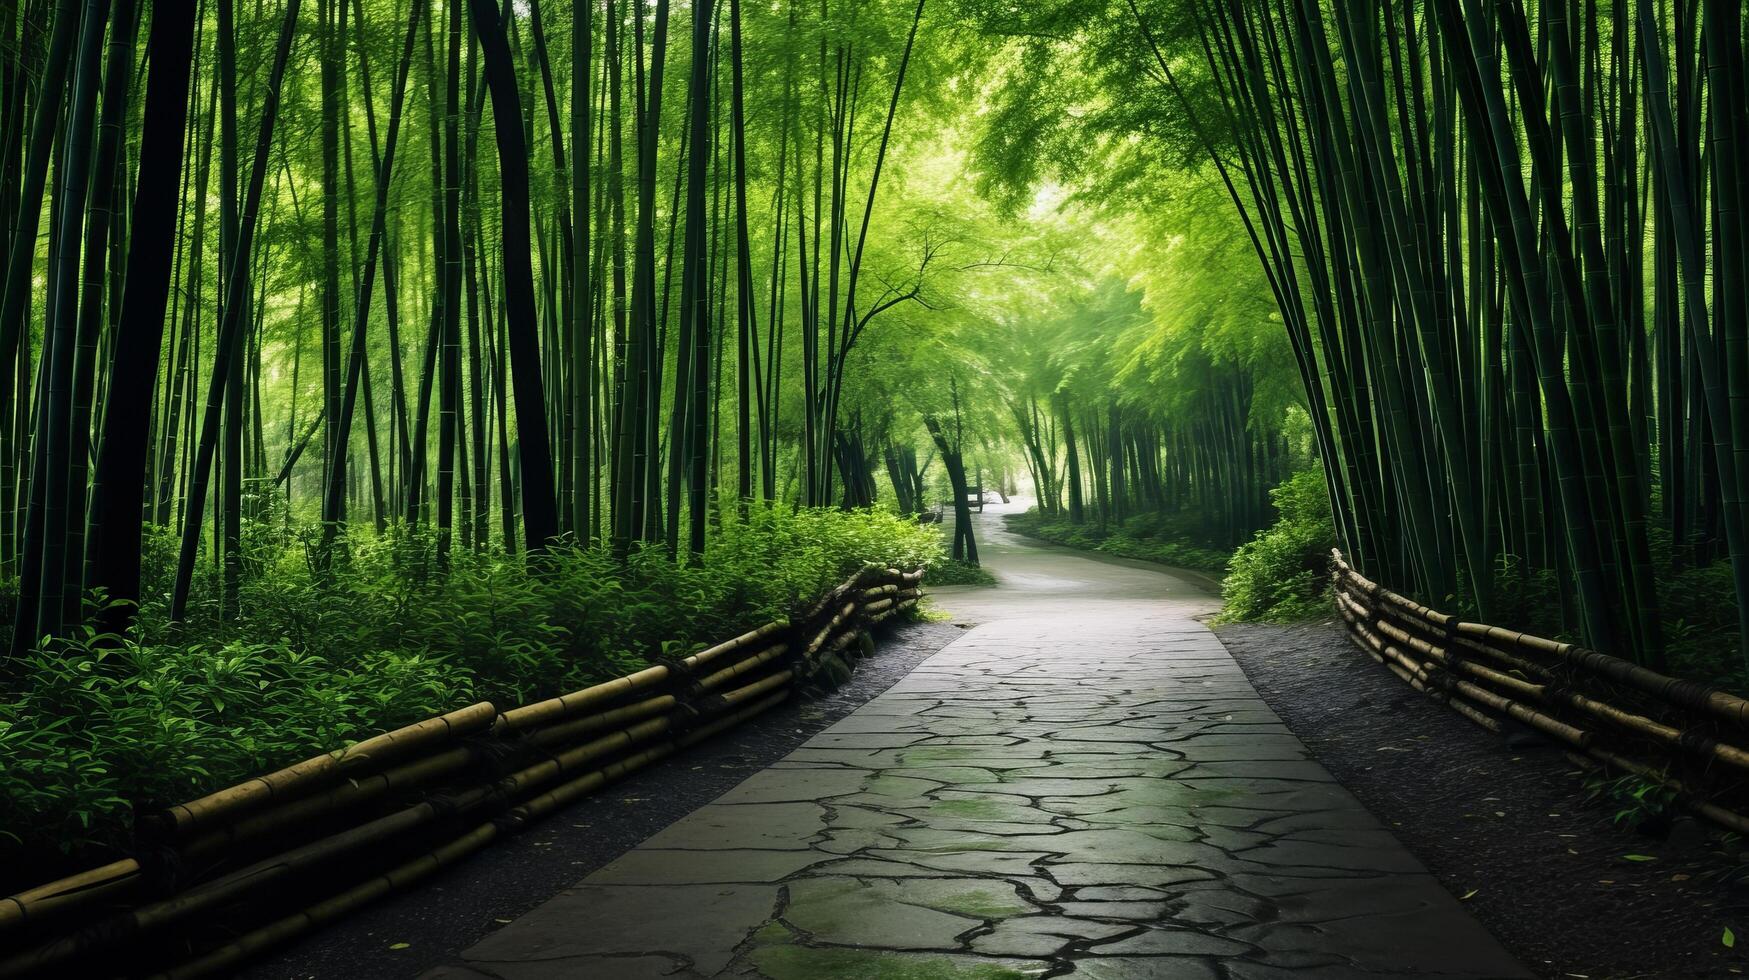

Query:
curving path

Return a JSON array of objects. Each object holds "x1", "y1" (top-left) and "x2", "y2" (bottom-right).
[{"x1": 424, "y1": 503, "x2": 1529, "y2": 980}]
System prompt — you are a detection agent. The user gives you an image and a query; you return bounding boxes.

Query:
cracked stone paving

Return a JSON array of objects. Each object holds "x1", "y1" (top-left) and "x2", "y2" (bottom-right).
[{"x1": 424, "y1": 506, "x2": 1530, "y2": 980}]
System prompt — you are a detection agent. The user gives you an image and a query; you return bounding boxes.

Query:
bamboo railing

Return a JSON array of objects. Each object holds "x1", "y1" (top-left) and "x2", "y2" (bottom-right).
[
  {"x1": 0, "y1": 566, "x2": 924, "y2": 979},
  {"x1": 1331, "y1": 550, "x2": 1749, "y2": 833}
]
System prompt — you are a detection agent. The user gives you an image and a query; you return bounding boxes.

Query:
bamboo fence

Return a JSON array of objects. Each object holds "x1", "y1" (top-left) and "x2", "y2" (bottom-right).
[
  {"x1": 1331, "y1": 550, "x2": 1749, "y2": 833},
  {"x1": 0, "y1": 565, "x2": 925, "y2": 978}
]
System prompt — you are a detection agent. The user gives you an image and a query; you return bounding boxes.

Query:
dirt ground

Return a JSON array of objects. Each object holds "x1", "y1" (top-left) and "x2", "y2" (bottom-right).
[{"x1": 1218, "y1": 619, "x2": 1749, "y2": 980}]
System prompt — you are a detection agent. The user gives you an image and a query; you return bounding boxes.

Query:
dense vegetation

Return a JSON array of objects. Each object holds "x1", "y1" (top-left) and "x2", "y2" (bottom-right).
[
  {"x1": 0, "y1": 505, "x2": 943, "y2": 878},
  {"x1": 2, "y1": 0, "x2": 1744, "y2": 873},
  {"x1": 950, "y1": 0, "x2": 1749, "y2": 677}
]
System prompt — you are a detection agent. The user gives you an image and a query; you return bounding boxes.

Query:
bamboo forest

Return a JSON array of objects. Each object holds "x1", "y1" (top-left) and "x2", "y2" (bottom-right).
[{"x1": 5, "y1": 0, "x2": 1749, "y2": 976}]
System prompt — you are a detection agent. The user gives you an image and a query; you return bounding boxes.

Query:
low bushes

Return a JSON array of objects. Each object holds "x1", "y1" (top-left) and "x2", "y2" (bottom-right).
[
  {"x1": 1220, "y1": 469, "x2": 1338, "y2": 623},
  {"x1": 1006, "y1": 509, "x2": 1233, "y2": 573},
  {"x1": 1006, "y1": 475, "x2": 1337, "y2": 624},
  {"x1": 922, "y1": 558, "x2": 997, "y2": 586},
  {"x1": 0, "y1": 505, "x2": 945, "y2": 882}
]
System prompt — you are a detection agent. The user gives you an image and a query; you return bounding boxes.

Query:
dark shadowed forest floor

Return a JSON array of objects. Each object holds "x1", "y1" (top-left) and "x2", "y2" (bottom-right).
[{"x1": 1219, "y1": 620, "x2": 1749, "y2": 980}]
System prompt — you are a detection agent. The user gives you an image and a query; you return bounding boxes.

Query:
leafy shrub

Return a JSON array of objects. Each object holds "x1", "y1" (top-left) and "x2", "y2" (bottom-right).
[
  {"x1": 923, "y1": 559, "x2": 997, "y2": 586},
  {"x1": 1657, "y1": 553, "x2": 1746, "y2": 689},
  {"x1": 1006, "y1": 509, "x2": 1232, "y2": 573},
  {"x1": 0, "y1": 504, "x2": 944, "y2": 878},
  {"x1": 1219, "y1": 469, "x2": 1337, "y2": 622}
]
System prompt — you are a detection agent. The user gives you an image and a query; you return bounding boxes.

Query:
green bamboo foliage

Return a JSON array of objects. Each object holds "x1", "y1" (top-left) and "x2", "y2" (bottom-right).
[
  {"x1": 0, "y1": 0, "x2": 947, "y2": 654},
  {"x1": 1113, "y1": 0, "x2": 1746, "y2": 666}
]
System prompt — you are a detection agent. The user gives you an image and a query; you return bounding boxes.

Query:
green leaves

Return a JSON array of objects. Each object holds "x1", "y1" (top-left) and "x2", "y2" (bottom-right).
[{"x1": 0, "y1": 504, "x2": 941, "y2": 868}]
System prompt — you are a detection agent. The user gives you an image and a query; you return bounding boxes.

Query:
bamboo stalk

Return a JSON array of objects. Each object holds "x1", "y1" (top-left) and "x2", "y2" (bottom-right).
[
  {"x1": 680, "y1": 619, "x2": 788, "y2": 670},
  {"x1": 499, "y1": 715, "x2": 675, "y2": 801},
  {"x1": 718, "y1": 668, "x2": 793, "y2": 707},
  {"x1": 150, "y1": 821, "x2": 501, "y2": 980},
  {"x1": 180, "y1": 745, "x2": 477, "y2": 863},
  {"x1": 150, "y1": 701, "x2": 496, "y2": 839},
  {"x1": 0, "y1": 784, "x2": 498, "y2": 976},
  {"x1": 496, "y1": 663, "x2": 671, "y2": 733},
  {"x1": 522, "y1": 693, "x2": 677, "y2": 750},
  {"x1": 804, "y1": 601, "x2": 856, "y2": 657},
  {"x1": 0, "y1": 859, "x2": 141, "y2": 936},
  {"x1": 696, "y1": 643, "x2": 789, "y2": 691},
  {"x1": 1344, "y1": 580, "x2": 1749, "y2": 773},
  {"x1": 1338, "y1": 596, "x2": 1503, "y2": 733},
  {"x1": 507, "y1": 742, "x2": 678, "y2": 825},
  {"x1": 1336, "y1": 549, "x2": 1749, "y2": 729}
]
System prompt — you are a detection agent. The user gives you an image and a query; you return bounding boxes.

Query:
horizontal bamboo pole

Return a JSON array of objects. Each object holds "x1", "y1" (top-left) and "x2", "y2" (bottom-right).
[
  {"x1": 804, "y1": 602, "x2": 857, "y2": 657},
  {"x1": 1459, "y1": 621, "x2": 1749, "y2": 727},
  {"x1": 1334, "y1": 575, "x2": 1749, "y2": 838},
  {"x1": 1346, "y1": 582, "x2": 1749, "y2": 773},
  {"x1": 0, "y1": 858, "x2": 141, "y2": 937},
  {"x1": 696, "y1": 643, "x2": 790, "y2": 693},
  {"x1": 496, "y1": 663, "x2": 673, "y2": 735},
  {"x1": 181, "y1": 745, "x2": 477, "y2": 863},
  {"x1": 522, "y1": 693, "x2": 678, "y2": 751},
  {"x1": 1338, "y1": 596, "x2": 1504, "y2": 733},
  {"x1": 1578, "y1": 746, "x2": 1749, "y2": 837},
  {"x1": 719, "y1": 669, "x2": 794, "y2": 708},
  {"x1": 3, "y1": 565, "x2": 922, "y2": 977},
  {"x1": 0, "y1": 783, "x2": 499, "y2": 977},
  {"x1": 150, "y1": 820, "x2": 502, "y2": 980},
  {"x1": 869, "y1": 596, "x2": 919, "y2": 625},
  {"x1": 829, "y1": 628, "x2": 863, "y2": 654},
  {"x1": 499, "y1": 716, "x2": 676, "y2": 802},
  {"x1": 680, "y1": 690, "x2": 791, "y2": 751},
  {"x1": 154, "y1": 673, "x2": 807, "y2": 977},
  {"x1": 1338, "y1": 591, "x2": 1592, "y2": 747},
  {"x1": 162, "y1": 677, "x2": 811, "y2": 977},
  {"x1": 1334, "y1": 550, "x2": 1749, "y2": 729},
  {"x1": 680, "y1": 620, "x2": 789, "y2": 671},
  {"x1": 510, "y1": 683, "x2": 793, "y2": 828},
  {"x1": 150, "y1": 701, "x2": 497, "y2": 841},
  {"x1": 1364, "y1": 604, "x2": 1547, "y2": 701},
  {"x1": 507, "y1": 742, "x2": 679, "y2": 826}
]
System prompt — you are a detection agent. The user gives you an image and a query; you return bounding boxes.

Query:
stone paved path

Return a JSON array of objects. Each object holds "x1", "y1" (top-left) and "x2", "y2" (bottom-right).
[{"x1": 427, "y1": 504, "x2": 1529, "y2": 980}]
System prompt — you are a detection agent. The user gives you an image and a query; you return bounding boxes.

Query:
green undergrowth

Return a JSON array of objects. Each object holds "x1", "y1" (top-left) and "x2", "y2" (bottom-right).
[
  {"x1": 1005, "y1": 471, "x2": 1341, "y2": 625},
  {"x1": 1219, "y1": 469, "x2": 1339, "y2": 624},
  {"x1": 1215, "y1": 471, "x2": 1747, "y2": 689},
  {"x1": 922, "y1": 558, "x2": 997, "y2": 586},
  {"x1": 1005, "y1": 509, "x2": 1233, "y2": 574},
  {"x1": 0, "y1": 504, "x2": 948, "y2": 880}
]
